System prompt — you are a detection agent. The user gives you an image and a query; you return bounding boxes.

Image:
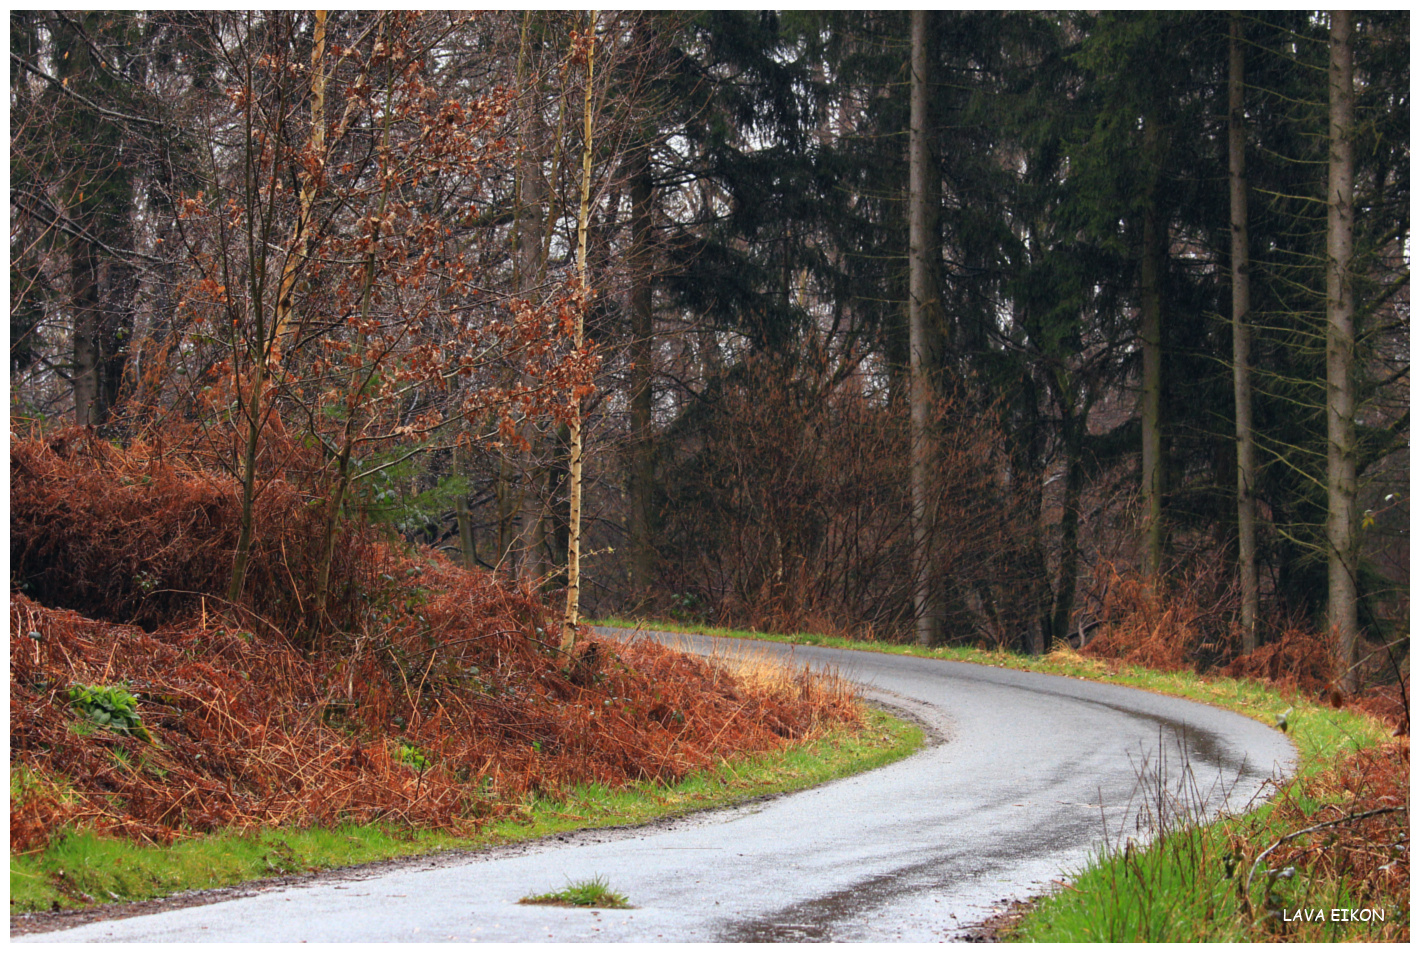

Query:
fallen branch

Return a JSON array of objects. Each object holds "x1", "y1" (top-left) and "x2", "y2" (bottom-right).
[{"x1": 1244, "y1": 806, "x2": 1406, "y2": 900}]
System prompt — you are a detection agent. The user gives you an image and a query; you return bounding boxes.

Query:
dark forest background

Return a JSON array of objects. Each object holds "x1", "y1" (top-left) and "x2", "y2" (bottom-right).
[{"x1": 10, "y1": 11, "x2": 1408, "y2": 687}]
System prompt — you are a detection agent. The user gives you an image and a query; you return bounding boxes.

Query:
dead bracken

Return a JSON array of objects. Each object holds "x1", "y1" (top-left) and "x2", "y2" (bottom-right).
[{"x1": 9, "y1": 429, "x2": 859, "y2": 852}]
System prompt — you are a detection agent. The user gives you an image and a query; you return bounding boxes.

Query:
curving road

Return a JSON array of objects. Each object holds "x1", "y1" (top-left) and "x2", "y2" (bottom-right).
[{"x1": 19, "y1": 629, "x2": 1295, "y2": 942}]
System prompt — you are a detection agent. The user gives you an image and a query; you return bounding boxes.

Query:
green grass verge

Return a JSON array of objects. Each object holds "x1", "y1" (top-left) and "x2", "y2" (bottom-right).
[
  {"x1": 596, "y1": 617, "x2": 1401, "y2": 942},
  {"x1": 9, "y1": 707, "x2": 921, "y2": 916},
  {"x1": 1008, "y1": 803, "x2": 1404, "y2": 942},
  {"x1": 595, "y1": 617, "x2": 1385, "y2": 763}
]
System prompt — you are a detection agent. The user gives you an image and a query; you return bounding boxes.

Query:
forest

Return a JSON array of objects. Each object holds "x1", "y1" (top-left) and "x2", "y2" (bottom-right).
[{"x1": 10, "y1": 10, "x2": 1410, "y2": 689}]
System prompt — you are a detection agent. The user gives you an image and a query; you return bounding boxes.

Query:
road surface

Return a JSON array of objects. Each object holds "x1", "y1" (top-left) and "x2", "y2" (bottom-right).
[{"x1": 18, "y1": 629, "x2": 1295, "y2": 942}]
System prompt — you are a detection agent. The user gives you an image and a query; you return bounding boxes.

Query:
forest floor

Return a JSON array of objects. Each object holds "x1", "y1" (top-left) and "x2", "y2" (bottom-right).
[
  {"x1": 601, "y1": 616, "x2": 1408, "y2": 942},
  {"x1": 9, "y1": 430, "x2": 896, "y2": 920}
]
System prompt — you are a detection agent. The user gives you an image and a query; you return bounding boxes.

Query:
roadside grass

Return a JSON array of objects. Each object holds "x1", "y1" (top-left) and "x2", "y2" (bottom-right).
[
  {"x1": 596, "y1": 617, "x2": 1404, "y2": 942},
  {"x1": 519, "y1": 874, "x2": 631, "y2": 909},
  {"x1": 9, "y1": 707, "x2": 920, "y2": 916},
  {"x1": 1011, "y1": 802, "x2": 1406, "y2": 942},
  {"x1": 594, "y1": 617, "x2": 1385, "y2": 762}
]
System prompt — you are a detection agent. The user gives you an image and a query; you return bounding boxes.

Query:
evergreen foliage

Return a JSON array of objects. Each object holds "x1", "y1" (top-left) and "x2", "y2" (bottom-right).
[{"x1": 9, "y1": 11, "x2": 1408, "y2": 669}]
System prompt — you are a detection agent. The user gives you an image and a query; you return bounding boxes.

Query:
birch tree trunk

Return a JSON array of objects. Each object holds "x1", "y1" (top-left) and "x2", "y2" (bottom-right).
[
  {"x1": 1229, "y1": 14, "x2": 1260, "y2": 652},
  {"x1": 561, "y1": 11, "x2": 597, "y2": 654},
  {"x1": 1325, "y1": 11, "x2": 1360, "y2": 693}
]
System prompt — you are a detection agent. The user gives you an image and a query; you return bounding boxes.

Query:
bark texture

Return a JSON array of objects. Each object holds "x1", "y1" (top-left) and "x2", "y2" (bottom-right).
[
  {"x1": 1325, "y1": 11, "x2": 1360, "y2": 692},
  {"x1": 1139, "y1": 115, "x2": 1167, "y2": 579},
  {"x1": 1229, "y1": 14, "x2": 1260, "y2": 652},
  {"x1": 908, "y1": 10, "x2": 939, "y2": 646}
]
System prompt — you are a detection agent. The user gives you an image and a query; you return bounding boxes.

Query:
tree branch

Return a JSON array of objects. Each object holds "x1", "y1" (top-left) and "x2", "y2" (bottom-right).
[{"x1": 11, "y1": 51, "x2": 165, "y2": 128}]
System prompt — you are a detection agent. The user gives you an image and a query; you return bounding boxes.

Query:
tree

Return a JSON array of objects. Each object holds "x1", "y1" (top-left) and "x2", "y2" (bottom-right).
[
  {"x1": 1138, "y1": 110, "x2": 1168, "y2": 579},
  {"x1": 1325, "y1": 10, "x2": 1359, "y2": 691},
  {"x1": 1228, "y1": 14, "x2": 1259, "y2": 652},
  {"x1": 160, "y1": 12, "x2": 589, "y2": 617},
  {"x1": 562, "y1": 12, "x2": 598, "y2": 653},
  {"x1": 907, "y1": 11, "x2": 939, "y2": 646},
  {"x1": 10, "y1": 12, "x2": 151, "y2": 426}
]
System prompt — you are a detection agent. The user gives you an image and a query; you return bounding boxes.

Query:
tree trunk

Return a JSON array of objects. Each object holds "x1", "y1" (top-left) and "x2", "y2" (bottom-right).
[
  {"x1": 561, "y1": 11, "x2": 597, "y2": 654},
  {"x1": 908, "y1": 10, "x2": 939, "y2": 646},
  {"x1": 71, "y1": 243, "x2": 102, "y2": 426},
  {"x1": 228, "y1": 303, "x2": 265, "y2": 605},
  {"x1": 313, "y1": 442, "x2": 354, "y2": 620},
  {"x1": 56, "y1": 13, "x2": 136, "y2": 428},
  {"x1": 627, "y1": 145, "x2": 656, "y2": 598},
  {"x1": 454, "y1": 446, "x2": 476, "y2": 568},
  {"x1": 228, "y1": 37, "x2": 267, "y2": 605},
  {"x1": 1139, "y1": 115, "x2": 1167, "y2": 579},
  {"x1": 512, "y1": 15, "x2": 550, "y2": 583},
  {"x1": 1229, "y1": 14, "x2": 1260, "y2": 653},
  {"x1": 1050, "y1": 411, "x2": 1086, "y2": 646},
  {"x1": 495, "y1": 456, "x2": 516, "y2": 570},
  {"x1": 270, "y1": 9, "x2": 326, "y2": 365},
  {"x1": 1326, "y1": 10, "x2": 1360, "y2": 693}
]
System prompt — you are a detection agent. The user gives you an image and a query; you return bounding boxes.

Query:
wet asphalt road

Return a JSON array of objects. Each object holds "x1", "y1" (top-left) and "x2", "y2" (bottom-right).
[{"x1": 20, "y1": 629, "x2": 1295, "y2": 943}]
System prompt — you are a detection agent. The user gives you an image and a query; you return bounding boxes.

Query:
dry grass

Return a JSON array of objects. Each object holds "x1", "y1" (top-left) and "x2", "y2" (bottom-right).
[
  {"x1": 1248, "y1": 739, "x2": 1409, "y2": 919},
  {"x1": 1079, "y1": 561, "x2": 1407, "y2": 730},
  {"x1": 671, "y1": 636, "x2": 858, "y2": 717},
  {"x1": 9, "y1": 430, "x2": 861, "y2": 853}
]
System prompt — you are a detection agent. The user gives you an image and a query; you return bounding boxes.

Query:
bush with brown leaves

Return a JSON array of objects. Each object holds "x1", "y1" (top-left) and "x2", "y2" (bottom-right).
[
  {"x1": 10, "y1": 427, "x2": 381, "y2": 642},
  {"x1": 9, "y1": 432, "x2": 859, "y2": 852}
]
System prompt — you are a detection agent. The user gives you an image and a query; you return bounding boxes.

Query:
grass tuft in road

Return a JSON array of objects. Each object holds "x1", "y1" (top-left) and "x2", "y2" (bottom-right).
[{"x1": 520, "y1": 875, "x2": 631, "y2": 908}]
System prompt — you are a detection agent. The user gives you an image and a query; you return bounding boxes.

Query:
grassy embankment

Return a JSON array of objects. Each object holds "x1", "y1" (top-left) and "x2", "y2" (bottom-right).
[
  {"x1": 9, "y1": 433, "x2": 922, "y2": 919},
  {"x1": 10, "y1": 707, "x2": 920, "y2": 915},
  {"x1": 597, "y1": 617, "x2": 1406, "y2": 942}
]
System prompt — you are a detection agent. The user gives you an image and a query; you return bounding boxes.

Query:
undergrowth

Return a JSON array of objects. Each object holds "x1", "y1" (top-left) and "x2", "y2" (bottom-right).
[
  {"x1": 9, "y1": 430, "x2": 860, "y2": 870},
  {"x1": 10, "y1": 708, "x2": 920, "y2": 915},
  {"x1": 1010, "y1": 736, "x2": 1409, "y2": 942}
]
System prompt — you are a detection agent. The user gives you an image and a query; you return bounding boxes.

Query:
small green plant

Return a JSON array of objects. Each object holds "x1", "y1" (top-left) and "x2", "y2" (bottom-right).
[
  {"x1": 67, "y1": 684, "x2": 152, "y2": 743},
  {"x1": 520, "y1": 875, "x2": 631, "y2": 909},
  {"x1": 396, "y1": 743, "x2": 428, "y2": 772}
]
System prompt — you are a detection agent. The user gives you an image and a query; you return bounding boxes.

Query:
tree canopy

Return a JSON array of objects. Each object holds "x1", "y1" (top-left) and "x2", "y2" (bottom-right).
[{"x1": 10, "y1": 11, "x2": 1408, "y2": 680}]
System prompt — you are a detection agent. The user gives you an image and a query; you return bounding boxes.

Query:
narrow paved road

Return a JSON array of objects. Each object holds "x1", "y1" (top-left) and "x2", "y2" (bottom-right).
[{"x1": 20, "y1": 629, "x2": 1295, "y2": 942}]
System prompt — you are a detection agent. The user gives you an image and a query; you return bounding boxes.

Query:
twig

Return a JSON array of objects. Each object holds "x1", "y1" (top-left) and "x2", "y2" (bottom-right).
[
  {"x1": 153, "y1": 588, "x2": 288, "y2": 643},
  {"x1": 1245, "y1": 806, "x2": 1405, "y2": 899}
]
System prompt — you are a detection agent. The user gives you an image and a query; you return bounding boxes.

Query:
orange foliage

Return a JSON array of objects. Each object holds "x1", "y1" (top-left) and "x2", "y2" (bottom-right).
[
  {"x1": 9, "y1": 432, "x2": 858, "y2": 852},
  {"x1": 1221, "y1": 626, "x2": 1338, "y2": 696},
  {"x1": 1080, "y1": 561, "x2": 1406, "y2": 733},
  {"x1": 11, "y1": 427, "x2": 382, "y2": 640},
  {"x1": 1078, "y1": 563, "x2": 1240, "y2": 673},
  {"x1": 1258, "y1": 739, "x2": 1409, "y2": 916}
]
